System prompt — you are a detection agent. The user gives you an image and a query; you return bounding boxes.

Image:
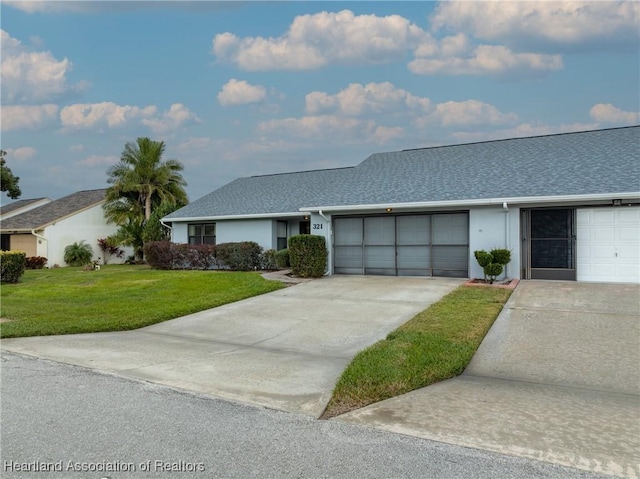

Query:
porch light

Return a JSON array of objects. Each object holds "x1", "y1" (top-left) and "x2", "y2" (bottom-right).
[
  {"x1": 303, "y1": 215, "x2": 309, "y2": 220},
  {"x1": 385, "y1": 208, "x2": 392, "y2": 212}
]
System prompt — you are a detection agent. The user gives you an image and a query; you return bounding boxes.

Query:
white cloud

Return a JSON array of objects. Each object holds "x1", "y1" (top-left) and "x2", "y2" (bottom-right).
[
  {"x1": 1, "y1": 29, "x2": 87, "y2": 103},
  {"x1": 177, "y1": 137, "x2": 214, "y2": 152},
  {"x1": 410, "y1": 43, "x2": 562, "y2": 76},
  {"x1": 258, "y1": 114, "x2": 404, "y2": 146},
  {"x1": 451, "y1": 122, "x2": 600, "y2": 143},
  {"x1": 427, "y1": 100, "x2": 518, "y2": 127},
  {"x1": 59, "y1": 102, "x2": 198, "y2": 133},
  {"x1": 60, "y1": 102, "x2": 157, "y2": 130},
  {"x1": 589, "y1": 103, "x2": 639, "y2": 124},
  {"x1": 1, "y1": 104, "x2": 59, "y2": 131},
  {"x1": 217, "y1": 79, "x2": 267, "y2": 106},
  {"x1": 75, "y1": 155, "x2": 119, "y2": 167},
  {"x1": 431, "y1": 1, "x2": 640, "y2": 47},
  {"x1": 141, "y1": 103, "x2": 200, "y2": 134},
  {"x1": 5, "y1": 146, "x2": 37, "y2": 160},
  {"x1": 213, "y1": 9, "x2": 429, "y2": 70},
  {"x1": 306, "y1": 82, "x2": 432, "y2": 116}
]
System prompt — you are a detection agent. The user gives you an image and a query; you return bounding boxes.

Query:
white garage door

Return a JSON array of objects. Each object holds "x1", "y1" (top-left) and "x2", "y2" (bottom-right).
[{"x1": 577, "y1": 207, "x2": 640, "y2": 283}]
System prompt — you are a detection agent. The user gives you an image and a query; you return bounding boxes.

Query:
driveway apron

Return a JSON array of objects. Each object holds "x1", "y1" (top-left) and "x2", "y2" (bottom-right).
[
  {"x1": 337, "y1": 281, "x2": 640, "y2": 478},
  {"x1": 0, "y1": 276, "x2": 462, "y2": 417}
]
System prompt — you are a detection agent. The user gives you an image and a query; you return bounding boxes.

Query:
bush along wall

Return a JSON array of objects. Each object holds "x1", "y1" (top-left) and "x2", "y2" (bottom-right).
[
  {"x1": 288, "y1": 235, "x2": 327, "y2": 278},
  {"x1": 144, "y1": 241, "x2": 264, "y2": 271},
  {"x1": 474, "y1": 248, "x2": 512, "y2": 283},
  {"x1": 0, "y1": 251, "x2": 26, "y2": 283}
]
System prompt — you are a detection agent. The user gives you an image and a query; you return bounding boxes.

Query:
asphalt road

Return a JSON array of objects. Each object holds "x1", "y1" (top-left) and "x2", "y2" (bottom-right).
[{"x1": 0, "y1": 352, "x2": 609, "y2": 479}]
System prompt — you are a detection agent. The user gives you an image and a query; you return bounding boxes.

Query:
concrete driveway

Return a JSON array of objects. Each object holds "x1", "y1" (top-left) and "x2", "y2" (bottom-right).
[
  {"x1": 337, "y1": 281, "x2": 640, "y2": 478},
  {"x1": 0, "y1": 275, "x2": 462, "y2": 417}
]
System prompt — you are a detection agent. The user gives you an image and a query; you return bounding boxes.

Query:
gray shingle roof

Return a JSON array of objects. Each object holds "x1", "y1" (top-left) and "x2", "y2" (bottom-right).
[
  {"x1": 0, "y1": 197, "x2": 50, "y2": 216},
  {"x1": 166, "y1": 126, "x2": 640, "y2": 220},
  {"x1": 1, "y1": 189, "x2": 107, "y2": 231}
]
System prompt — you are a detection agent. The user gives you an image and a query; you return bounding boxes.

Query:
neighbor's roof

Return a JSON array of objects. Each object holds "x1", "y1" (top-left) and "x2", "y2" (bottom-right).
[
  {"x1": 0, "y1": 197, "x2": 50, "y2": 216},
  {"x1": 166, "y1": 126, "x2": 640, "y2": 220},
  {"x1": 1, "y1": 189, "x2": 107, "y2": 231}
]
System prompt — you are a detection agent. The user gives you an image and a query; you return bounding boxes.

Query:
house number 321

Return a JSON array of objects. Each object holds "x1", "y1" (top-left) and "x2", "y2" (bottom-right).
[{"x1": 312, "y1": 223, "x2": 323, "y2": 230}]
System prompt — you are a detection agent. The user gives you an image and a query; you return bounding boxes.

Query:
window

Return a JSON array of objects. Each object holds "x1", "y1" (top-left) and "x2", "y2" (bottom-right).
[
  {"x1": 188, "y1": 223, "x2": 216, "y2": 245},
  {"x1": 276, "y1": 221, "x2": 288, "y2": 250},
  {"x1": 299, "y1": 221, "x2": 310, "y2": 235}
]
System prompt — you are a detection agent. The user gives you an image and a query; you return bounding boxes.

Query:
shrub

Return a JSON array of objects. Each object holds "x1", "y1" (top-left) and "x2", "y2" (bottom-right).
[
  {"x1": 274, "y1": 248, "x2": 290, "y2": 269},
  {"x1": 489, "y1": 248, "x2": 511, "y2": 266},
  {"x1": 64, "y1": 241, "x2": 93, "y2": 267},
  {"x1": 289, "y1": 235, "x2": 327, "y2": 278},
  {"x1": 474, "y1": 250, "x2": 493, "y2": 268},
  {"x1": 0, "y1": 251, "x2": 26, "y2": 283},
  {"x1": 97, "y1": 237, "x2": 125, "y2": 264},
  {"x1": 25, "y1": 256, "x2": 48, "y2": 269},
  {"x1": 216, "y1": 242, "x2": 263, "y2": 271},
  {"x1": 474, "y1": 248, "x2": 512, "y2": 283},
  {"x1": 484, "y1": 263, "x2": 504, "y2": 282},
  {"x1": 262, "y1": 249, "x2": 278, "y2": 270},
  {"x1": 143, "y1": 241, "x2": 173, "y2": 269}
]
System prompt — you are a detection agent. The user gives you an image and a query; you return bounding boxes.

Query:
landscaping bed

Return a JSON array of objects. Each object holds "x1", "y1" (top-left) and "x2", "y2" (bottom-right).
[{"x1": 321, "y1": 285, "x2": 512, "y2": 419}]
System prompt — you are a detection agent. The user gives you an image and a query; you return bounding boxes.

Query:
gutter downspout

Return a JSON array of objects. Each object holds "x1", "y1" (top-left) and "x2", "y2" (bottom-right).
[
  {"x1": 31, "y1": 229, "x2": 47, "y2": 259},
  {"x1": 160, "y1": 219, "x2": 172, "y2": 240}
]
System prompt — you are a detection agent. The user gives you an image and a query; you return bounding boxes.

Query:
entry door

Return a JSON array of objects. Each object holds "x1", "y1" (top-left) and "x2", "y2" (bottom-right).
[{"x1": 523, "y1": 208, "x2": 577, "y2": 280}]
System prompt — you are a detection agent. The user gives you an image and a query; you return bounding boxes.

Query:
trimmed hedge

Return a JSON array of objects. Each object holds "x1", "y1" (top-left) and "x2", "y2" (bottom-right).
[
  {"x1": 216, "y1": 242, "x2": 263, "y2": 271},
  {"x1": 274, "y1": 248, "x2": 290, "y2": 269},
  {"x1": 1, "y1": 251, "x2": 26, "y2": 283},
  {"x1": 25, "y1": 256, "x2": 48, "y2": 269},
  {"x1": 144, "y1": 241, "x2": 263, "y2": 271},
  {"x1": 289, "y1": 235, "x2": 327, "y2": 278}
]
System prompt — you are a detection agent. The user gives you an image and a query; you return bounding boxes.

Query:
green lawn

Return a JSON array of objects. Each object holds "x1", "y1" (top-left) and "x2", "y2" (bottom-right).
[
  {"x1": 322, "y1": 285, "x2": 512, "y2": 419},
  {"x1": 0, "y1": 265, "x2": 284, "y2": 338}
]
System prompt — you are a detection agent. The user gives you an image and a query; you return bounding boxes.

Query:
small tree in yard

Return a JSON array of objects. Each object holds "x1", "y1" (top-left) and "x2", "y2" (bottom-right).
[
  {"x1": 288, "y1": 235, "x2": 327, "y2": 278},
  {"x1": 97, "y1": 237, "x2": 125, "y2": 264},
  {"x1": 64, "y1": 241, "x2": 93, "y2": 267}
]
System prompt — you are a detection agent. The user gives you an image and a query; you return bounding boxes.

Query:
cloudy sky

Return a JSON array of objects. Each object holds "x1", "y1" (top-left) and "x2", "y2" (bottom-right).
[{"x1": 2, "y1": 1, "x2": 639, "y2": 203}]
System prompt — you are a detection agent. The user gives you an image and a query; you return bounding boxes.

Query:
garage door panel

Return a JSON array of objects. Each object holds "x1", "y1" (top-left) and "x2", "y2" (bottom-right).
[
  {"x1": 334, "y1": 218, "x2": 362, "y2": 246},
  {"x1": 364, "y1": 246, "x2": 395, "y2": 270},
  {"x1": 334, "y1": 246, "x2": 363, "y2": 274},
  {"x1": 397, "y1": 216, "x2": 430, "y2": 245},
  {"x1": 364, "y1": 217, "x2": 395, "y2": 245},
  {"x1": 397, "y1": 246, "x2": 430, "y2": 269},
  {"x1": 432, "y1": 214, "x2": 468, "y2": 244}
]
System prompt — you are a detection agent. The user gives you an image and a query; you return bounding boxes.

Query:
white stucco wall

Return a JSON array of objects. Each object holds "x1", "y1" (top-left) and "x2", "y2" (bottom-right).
[
  {"x1": 468, "y1": 206, "x2": 521, "y2": 280},
  {"x1": 42, "y1": 203, "x2": 126, "y2": 267},
  {"x1": 171, "y1": 222, "x2": 188, "y2": 243},
  {"x1": 216, "y1": 219, "x2": 274, "y2": 250}
]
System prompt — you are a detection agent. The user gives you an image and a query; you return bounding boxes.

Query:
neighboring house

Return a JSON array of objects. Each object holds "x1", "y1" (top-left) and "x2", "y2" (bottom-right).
[
  {"x1": 165, "y1": 126, "x2": 640, "y2": 284},
  {"x1": 0, "y1": 189, "x2": 127, "y2": 266},
  {"x1": 0, "y1": 197, "x2": 52, "y2": 221}
]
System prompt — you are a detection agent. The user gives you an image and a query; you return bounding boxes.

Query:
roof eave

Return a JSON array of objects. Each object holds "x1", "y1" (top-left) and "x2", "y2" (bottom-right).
[
  {"x1": 300, "y1": 192, "x2": 640, "y2": 213},
  {"x1": 163, "y1": 211, "x2": 307, "y2": 222}
]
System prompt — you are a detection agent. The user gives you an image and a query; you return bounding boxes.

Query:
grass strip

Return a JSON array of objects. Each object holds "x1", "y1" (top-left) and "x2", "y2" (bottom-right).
[
  {"x1": 322, "y1": 285, "x2": 511, "y2": 419},
  {"x1": 0, "y1": 265, "x2": 284, "y2": 338}
]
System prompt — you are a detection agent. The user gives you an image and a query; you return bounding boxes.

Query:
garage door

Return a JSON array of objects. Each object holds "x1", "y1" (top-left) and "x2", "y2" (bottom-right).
[
  {"x1": 333, "y1": 213, "x2": 468, "y2": 277},
  {"x1": 577, "y1": 207, "x2": 640, "y2": 283}
]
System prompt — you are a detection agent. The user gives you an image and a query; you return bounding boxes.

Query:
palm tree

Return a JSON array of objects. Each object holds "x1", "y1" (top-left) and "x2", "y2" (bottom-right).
[{"x1": 104, "y1": 137, "x2": 188, "y2": 222}]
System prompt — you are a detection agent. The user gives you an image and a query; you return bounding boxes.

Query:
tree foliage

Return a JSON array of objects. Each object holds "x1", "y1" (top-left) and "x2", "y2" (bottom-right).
[
  {"x1": 1, "y1": 150, "x2": 22, "y2": 199},
  {"x1": 103, "y1": 138, "x2": 188, "y2": 259},
  {"x1": 104, "y1": 138, "x2": 187, "y2": 222},
  {"x1": 64, "y1": 241, "x2": 94, "y2": 267}
]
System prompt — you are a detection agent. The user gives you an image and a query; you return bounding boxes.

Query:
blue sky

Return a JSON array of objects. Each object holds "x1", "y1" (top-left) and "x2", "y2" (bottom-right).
[{"x1": 2, "y1": 1, "x2": 639, "y2": 203}]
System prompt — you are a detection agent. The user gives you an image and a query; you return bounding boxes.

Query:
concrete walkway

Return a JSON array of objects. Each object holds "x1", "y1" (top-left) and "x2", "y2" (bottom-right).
[
  {"x1": 337, "y1": 281, "x2": 640, "y2": 478},
  {"x1": 0, "y1": 275, "x2": 462, "y2": 417}
]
